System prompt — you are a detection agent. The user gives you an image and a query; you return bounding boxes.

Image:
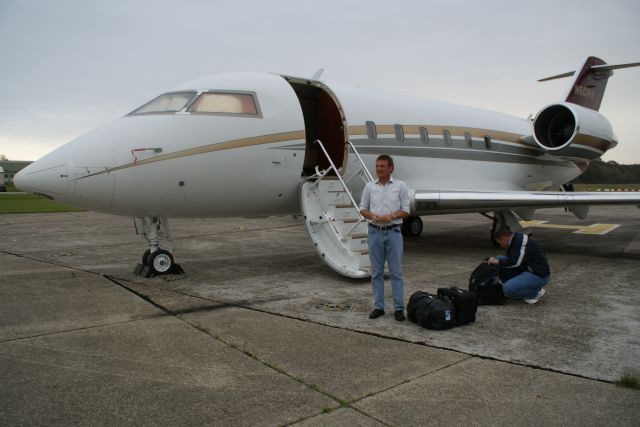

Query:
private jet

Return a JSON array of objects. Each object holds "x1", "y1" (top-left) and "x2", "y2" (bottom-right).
[{"x1": 14, "y1": 56, "x2": 640, "y2": 278}]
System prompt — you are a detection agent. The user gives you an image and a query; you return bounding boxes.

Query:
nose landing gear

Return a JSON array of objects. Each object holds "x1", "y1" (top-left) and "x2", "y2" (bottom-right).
[{"x1": 133, "y1": 217, "x2": 184, "y2": 278}]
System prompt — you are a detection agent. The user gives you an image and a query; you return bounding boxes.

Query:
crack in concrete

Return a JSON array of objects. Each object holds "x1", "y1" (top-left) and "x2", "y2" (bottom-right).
[
  {"x1": 100, "y1": 274, "x2": 389, "y2": 426},
  {"x1": 0, "y1": 317, "x2": 164, "y2": 344},
  {"x1": 1, "y1": 250, "x2": 623, "y2": 386}
]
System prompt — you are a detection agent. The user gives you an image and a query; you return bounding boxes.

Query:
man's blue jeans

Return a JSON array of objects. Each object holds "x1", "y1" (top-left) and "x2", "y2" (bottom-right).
[
  {"x1": 497, "y1": 256, "x2": 550, "y2": 299},
  {"x1": 368, "y1": 226, "x2": 404, "y2": 311}
]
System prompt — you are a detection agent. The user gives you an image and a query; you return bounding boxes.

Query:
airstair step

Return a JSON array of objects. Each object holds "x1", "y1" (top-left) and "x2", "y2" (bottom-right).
[
  {"x1": 333, "y1": 209, "x2": 360, "y2": 221},
  {"x1": 298, "y1": 140, "x2": 373, "y2": 278},
  {"x1": 340, "y1": 221, "x2": 368, "y2": 235}
]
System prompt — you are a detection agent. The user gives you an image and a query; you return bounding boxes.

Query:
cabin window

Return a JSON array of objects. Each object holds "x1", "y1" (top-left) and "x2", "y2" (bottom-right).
[
  {"x1": 130, "y1": 92, "x2": 197, "y2": 115},
  {"x1": 419, "y1": 127, "x2": 429, "y2": 144},
  {"x1": 366, "y1": 121, "x2": 377, "y2": 139},
  {"x1": 394, "y1": 124, "x2": 404, "y2": 142},
  {"x1": 464, "y1": 132, "x2": 472, "y2": 147},
  {"x1": 484, "y1": 135, "x2": 492, "y2": 149},
  {"x1": 189, "y1": 92, "x2": 258, "y2": 115},
  {"x1": 443, "y1": 130, "x2": 452, "y2": 146}
]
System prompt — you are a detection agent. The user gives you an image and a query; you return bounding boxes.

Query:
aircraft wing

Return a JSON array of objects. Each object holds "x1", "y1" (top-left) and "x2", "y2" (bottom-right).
[{"x1": 412, "y1": 190, "x2": 640, "y2": 215}]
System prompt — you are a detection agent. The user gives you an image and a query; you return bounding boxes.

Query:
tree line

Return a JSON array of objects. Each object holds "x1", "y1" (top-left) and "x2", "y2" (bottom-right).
[{"x1": 572, "y1": 159, "x2": 640, "y2": 184}]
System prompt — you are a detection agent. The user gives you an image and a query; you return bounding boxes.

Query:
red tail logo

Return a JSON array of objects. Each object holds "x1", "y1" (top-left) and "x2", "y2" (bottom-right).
[{"x1": 564, "y1": 56, "x2": 610, "y2": 111}]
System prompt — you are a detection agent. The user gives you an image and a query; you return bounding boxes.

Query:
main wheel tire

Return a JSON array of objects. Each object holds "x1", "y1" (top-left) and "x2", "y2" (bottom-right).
[
  {"x1": 402, "y1": 216, "x2": 423, "y2": 237},
  {"x1": 148, "y1": 249, "x2": 174, "y2": 275}
]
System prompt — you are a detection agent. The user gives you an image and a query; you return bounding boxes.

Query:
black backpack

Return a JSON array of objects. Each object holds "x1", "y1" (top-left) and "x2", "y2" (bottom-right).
[
  {"x1": 468, "y1": 260, "x2": 504, "y2": 305},
  {"x1": 407, "y1": 291, "x2": 456, "y2": 330}
]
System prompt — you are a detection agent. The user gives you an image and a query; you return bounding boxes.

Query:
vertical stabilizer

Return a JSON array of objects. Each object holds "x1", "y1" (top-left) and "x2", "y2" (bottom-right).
[
  {"x1": 538, "y1": 57, "x2": 640, "y2": 111},
  {"x1": 563, "y1": 56, "x2": 609, "y2": 111}
]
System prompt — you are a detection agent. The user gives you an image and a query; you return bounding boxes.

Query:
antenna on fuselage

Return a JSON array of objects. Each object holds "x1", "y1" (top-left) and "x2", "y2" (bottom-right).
[{"x1": 311, "y1": 68, "x2": 324, "y2": 80}]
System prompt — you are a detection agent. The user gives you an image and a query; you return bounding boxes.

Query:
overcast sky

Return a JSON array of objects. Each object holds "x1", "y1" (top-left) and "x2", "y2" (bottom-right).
[{"x1": 1, "y1": 0, "x2": 639, "y2": 163}]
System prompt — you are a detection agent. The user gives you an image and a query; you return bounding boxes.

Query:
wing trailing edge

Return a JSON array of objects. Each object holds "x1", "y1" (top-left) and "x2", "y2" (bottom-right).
[{"x1": 412, "y1": 190, "x2": 640, "y2": 215}]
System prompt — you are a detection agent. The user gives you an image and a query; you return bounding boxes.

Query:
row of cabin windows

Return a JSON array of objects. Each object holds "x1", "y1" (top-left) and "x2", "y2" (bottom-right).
[{"x1": 365, "y1": 121, "x2": 492, "y2": 149}]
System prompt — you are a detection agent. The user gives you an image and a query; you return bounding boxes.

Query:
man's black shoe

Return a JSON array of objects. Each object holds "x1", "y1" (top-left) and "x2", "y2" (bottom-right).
[
  {"x1": 394, "y1": 310, "x2": 405, "y2": 321},
  {"x1": 369, "y1": 309, "x2": 385, "y2": 319}
]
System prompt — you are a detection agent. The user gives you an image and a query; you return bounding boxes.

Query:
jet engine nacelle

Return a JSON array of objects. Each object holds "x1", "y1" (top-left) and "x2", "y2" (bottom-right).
[{"x1": 532, "y1": 102, "x2": 617, "y2": 160}]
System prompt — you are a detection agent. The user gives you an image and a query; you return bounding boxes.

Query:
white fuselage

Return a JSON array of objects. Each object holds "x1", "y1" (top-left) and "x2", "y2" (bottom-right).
[{"x1": 15, "y1": 72, "x2": 582, "y2": 217}]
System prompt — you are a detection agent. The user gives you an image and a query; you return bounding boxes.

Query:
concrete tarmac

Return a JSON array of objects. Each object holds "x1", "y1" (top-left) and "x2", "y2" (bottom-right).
[{"x1": 1, "y1": 206, "x2": 639, "y2": 425}]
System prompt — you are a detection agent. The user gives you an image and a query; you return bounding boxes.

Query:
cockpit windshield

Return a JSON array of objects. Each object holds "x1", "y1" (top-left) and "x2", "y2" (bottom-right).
[
  {"x1": 128, "y1": 91, "x2": 261, "y2": 117},
  {"x1": 188, "y1": 93, "x2": 258, "y2": 115},
  {"x1": 129, "y1": 92, "x2": 196, "y2": 115}
]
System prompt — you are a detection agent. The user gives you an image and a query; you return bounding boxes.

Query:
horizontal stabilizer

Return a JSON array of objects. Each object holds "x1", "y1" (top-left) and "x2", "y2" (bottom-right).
[
  {"x1": 538, "y1": 61, "x2": 640, "y2": 82},
  {"x1": 538, "y1": 57, "x2": 640, "y2": 110}
]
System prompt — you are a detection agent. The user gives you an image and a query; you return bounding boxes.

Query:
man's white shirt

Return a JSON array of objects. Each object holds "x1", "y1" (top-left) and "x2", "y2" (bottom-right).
[{"x1": 359, "y1": 176, "x2": 410, "y2": 225}]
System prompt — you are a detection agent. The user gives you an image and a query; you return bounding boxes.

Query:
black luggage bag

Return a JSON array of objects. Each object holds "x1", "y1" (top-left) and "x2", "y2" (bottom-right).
[
  {"x1": 437, "y1": 287, "x2": 478, "y2": 325},
  {"x1": 468, "y1": 260, "x2": 505, "y2": 305},
  {"x1": 407, "y1": 291, "x2": 456, "y2": 330}
]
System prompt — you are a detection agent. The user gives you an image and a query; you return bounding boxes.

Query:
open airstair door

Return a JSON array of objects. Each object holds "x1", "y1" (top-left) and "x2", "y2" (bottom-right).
[
  {"x1": 299, "y1": 141, "x2": 373, "y2": 278},
  {"x1": 285, "y1": 76, "x2": 373, "y2": 278}
]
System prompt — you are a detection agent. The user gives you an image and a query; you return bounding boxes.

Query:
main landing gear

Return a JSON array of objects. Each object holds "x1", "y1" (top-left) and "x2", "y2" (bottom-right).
[
  {"x1": 483, "y1": 210, "x2": 523, "y2": 247},
  {"x1": 133, "y1": 217, "x2": 184, "y2": 278},
  {"x1": 401, "y1": 216, "x2": 423, "y2": 237}
]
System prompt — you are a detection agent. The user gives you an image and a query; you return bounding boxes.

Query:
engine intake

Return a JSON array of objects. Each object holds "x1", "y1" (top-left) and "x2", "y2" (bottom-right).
[
  {"x1": 532, "y1": 102, "x2": 616, "y2": 160},
  {"x1": 534, "y1": 104, "x2": 576, "y2": 150}
]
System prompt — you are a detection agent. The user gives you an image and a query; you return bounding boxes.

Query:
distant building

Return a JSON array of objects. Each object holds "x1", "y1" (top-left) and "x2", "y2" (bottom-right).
[{"x1": 1, "y1": 160, "x2": 32, "y2": 184}]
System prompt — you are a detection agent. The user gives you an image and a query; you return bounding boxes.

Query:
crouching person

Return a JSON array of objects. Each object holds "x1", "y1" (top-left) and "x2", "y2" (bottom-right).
[{"x1": 488, "y1": 229, "x2": 550, "y2": 304}]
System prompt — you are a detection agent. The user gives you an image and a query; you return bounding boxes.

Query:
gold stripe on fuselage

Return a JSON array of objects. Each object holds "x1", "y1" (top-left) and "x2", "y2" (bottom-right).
[
  {"x1": 572, "y1": 134, "x2": 615, "y2": 152},
  {"x1": 78, "y1": 122, "x2": 603, "y2": 181},
  {"x1": 76, "y1": 130, "x2": 306, "y2": 180}
]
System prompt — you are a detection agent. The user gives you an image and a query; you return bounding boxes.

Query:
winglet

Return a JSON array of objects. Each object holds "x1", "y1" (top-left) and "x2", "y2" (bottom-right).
[{"x1": 538, "y1": 57, "x2": 640, "y2": 111}]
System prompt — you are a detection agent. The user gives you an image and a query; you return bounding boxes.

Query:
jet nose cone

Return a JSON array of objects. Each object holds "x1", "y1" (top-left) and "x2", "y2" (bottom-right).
[{"x1": 14, "y1": 147, "x2": 69, "y2": 199}]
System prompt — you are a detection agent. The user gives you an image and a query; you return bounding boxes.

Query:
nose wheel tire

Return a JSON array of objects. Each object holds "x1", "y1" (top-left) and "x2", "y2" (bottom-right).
[
  {"x1": 402, "y1": 216, "x2": 423, "y2": 237},
  {"x1": 148, "y1": 249, "x2": 174, "y2": 275}
]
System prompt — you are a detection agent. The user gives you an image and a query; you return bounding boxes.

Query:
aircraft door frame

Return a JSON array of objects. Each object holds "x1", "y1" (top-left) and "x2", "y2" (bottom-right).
[{"x1": 282, "y1": 76, "x2": 349, "y2": 176}]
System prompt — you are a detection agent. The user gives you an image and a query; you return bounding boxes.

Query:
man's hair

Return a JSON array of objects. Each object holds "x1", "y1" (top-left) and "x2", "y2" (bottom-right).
[
  {"x1": 376, "y1": 154, "x2": 394, "y2": 168},
  {"x1": 494, "y1": 228, "x2": 513, "y2": 240}
]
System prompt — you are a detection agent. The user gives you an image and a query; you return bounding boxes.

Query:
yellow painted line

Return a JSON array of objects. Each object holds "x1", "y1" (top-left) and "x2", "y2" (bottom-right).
[
  {"x1": 519, "y1": 220, "x2": 621, "y2": 235},
  {"x1": 574, "y1": 224, "x2": 621, "y2": 235},
  {"x1": 520, "y1": 220, "x2": 582, "y2": 230}
]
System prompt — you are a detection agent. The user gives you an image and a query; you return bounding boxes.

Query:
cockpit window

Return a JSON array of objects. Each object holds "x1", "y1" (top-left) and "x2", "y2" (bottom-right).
[
  {"x1": 188, "y1": 92, "x2": 258, "y2": 115},
  {"x1": 130, "y1": 92, "x2": 196, "y2": 115}
]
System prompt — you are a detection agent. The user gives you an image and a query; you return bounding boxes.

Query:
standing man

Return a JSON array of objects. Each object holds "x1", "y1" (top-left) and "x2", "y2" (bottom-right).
[
  {"x1": 488, "y1": 229, "x2": 550, "y2": 304},
  {"x1": 359, "y1": 154, "x2": 410, "y2": 321}
]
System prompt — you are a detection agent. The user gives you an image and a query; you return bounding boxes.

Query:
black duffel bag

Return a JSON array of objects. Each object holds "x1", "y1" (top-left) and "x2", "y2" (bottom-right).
[
  {"x1": 468, "y1": 260, "x2": 504, "y2": 305},
  {"x1": 437, "y1": 287, "x2": 478, "y2": 325},
  {"x1": 407, "y1": 291, "x2": 456, "y2": 330}
]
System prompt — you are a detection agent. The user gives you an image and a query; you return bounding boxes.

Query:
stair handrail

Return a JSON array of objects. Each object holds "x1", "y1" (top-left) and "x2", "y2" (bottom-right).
[
  {"x1": 346, "y1": 140, "x2": 374, "y2": 182},
  {"x1": 314, "y1": 140, "x2": 364, "y2": 222}
]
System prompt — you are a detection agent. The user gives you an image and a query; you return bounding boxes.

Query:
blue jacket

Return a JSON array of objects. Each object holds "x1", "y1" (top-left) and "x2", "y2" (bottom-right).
[{"x1": 499, "y1": 233, "x2": 550, "y2": 277}]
